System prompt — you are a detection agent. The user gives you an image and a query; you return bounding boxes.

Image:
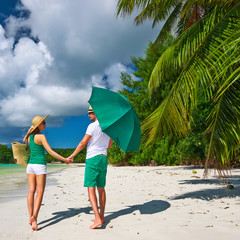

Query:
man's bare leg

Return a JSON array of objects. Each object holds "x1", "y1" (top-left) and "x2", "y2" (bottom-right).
[
  {"x1": 91, "y1": 187, "x2": 106, "y2": 223},
  {"x1": 88, "y1": 187, "x2": 102, "y2": 229},
  {"x1": 97, "y1": 187, "x2": 106, "y2": 223}
]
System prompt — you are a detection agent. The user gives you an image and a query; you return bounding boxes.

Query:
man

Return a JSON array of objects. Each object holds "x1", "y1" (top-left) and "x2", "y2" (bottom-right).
[{"x1": 69, "y1": 106, "x2": 112, "y2": 229}]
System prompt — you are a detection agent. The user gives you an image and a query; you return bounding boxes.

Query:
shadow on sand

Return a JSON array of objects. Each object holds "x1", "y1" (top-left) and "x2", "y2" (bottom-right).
[
  {"x1": 101, "y1": 199, "x2": 170, "y2": 229},
  {"x1": 172, "y1": 175, "x2": 240, "y2": 201},
  {"x1": 38, "y1": 207, "x2": 92, "y2": 231},
  {"x1": 38, "y1": 199, "x2": 170, "y2": 230}
]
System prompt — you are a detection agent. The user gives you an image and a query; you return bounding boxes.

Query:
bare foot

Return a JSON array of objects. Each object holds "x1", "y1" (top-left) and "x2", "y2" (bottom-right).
[
  {"x1": 89, "y1": 219, "x2": 102, "y2": 229},
  {"x1": 29, "y1": 219, "x2": 32, "y2": 225},
  {"x1": 30, "y1": 216, "x2": 38, "y2": 231},
  {"x1": 91, "y1": 218, "x2": 105, "y2": 224}
]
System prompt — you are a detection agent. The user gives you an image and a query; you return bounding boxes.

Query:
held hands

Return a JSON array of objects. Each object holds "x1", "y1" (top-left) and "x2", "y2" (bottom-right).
[
  {"x1": 68, "y1": 156, "x2": 74, "y2": 163},
  {"x1": 65, "y1": 156, "x2": 74, "y2": 164},
  {"x1": 65, "y1": 157, "x2": 73, "y2": 164}
]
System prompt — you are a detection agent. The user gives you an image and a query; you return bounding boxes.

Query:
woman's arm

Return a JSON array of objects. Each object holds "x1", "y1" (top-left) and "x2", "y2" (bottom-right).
[{"x1": 37, "y1": 135, "x2": 71, "y2": 164}]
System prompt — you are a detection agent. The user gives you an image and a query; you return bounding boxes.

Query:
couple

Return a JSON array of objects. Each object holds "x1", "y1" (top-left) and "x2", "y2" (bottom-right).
[{"x1": 23, "y1": 106, "x2": 112, "y2": 231}]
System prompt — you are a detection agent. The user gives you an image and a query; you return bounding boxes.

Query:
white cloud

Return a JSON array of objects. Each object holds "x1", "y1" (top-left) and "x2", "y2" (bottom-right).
[
  {"x1": 0, "y1": 0, "x2": 161, "y2": 141},
  {"x1": 105, "y1": 63, "x2": 127, "y2": 92},
  {"x1": 17, "y1": 0, "x2": 159, "y2": 81},
  {"x1": 0, "y1": 27, "x2": 92, "y2": 128}
]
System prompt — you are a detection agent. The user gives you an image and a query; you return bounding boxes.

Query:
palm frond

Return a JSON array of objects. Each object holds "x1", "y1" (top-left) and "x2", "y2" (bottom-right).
[
  {"x1": 148, "y1": 6, "x2": 223, "y2": 95},
  {"x1": 142, "y1": 84, "x2": 191, "y2": 144},
  {"x1": 211, "y1": 30, "x2": 240, "y2": 99},
  {"x1": 204, "y1": 79, "x2": 240, "y2": 176},
  {"x1": 134, "y1": 0, "x2": 179, "y2": 26},
  {"x1": 116, "y1": 0, "x2": 154, "y2": 17},
  {"x1": 151, "y1": 2, "x2": 182, "y2": 48},
  {"x1": 149, "y1": 4, "x2": 240, "y2": 94}
]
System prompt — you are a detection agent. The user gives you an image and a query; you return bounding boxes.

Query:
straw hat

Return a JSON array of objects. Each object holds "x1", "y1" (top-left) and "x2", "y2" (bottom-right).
[
  {"x1": 88, "y1": 106, "x2": 94, "y2": 114},
  {"x1": 11, "y1": 142, "x2": 30, "y2": 167},
  {"x1": 29, "y1": 115, "x2": 49, "y2": 134}
]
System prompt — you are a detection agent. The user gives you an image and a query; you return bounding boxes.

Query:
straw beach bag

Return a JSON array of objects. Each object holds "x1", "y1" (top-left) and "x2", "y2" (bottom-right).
[{"x1": 11, "y1": 142, "x2": 31, "y2": 167}]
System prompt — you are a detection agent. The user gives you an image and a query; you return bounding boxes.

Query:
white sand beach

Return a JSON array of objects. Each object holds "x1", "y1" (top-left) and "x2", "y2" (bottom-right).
[{"x1": 0, "y1": 165, "x2": 240, "y2": 240}]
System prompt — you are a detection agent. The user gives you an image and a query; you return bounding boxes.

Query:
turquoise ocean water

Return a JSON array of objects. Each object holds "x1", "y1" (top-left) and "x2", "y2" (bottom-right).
[{"x1": 0, "y1": 164, "x2": 69, "y2": 204}]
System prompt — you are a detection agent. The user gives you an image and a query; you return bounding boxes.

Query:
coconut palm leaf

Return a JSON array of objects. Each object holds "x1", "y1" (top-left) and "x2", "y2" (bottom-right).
[
  {"x1": 203, "y1": 29, "x2": 240, "y2": 174},
  {"x1": 116, "y1": 0, "x2": 153, "y2": 17},
  {"x1": 204, "y1": 79, "x2": 240, "y2": 175},
  {"x1": 212, "y1": 30, "x2": 240, "y2": 98},
  {"x1": 149, "y1": 4, "x2": 240, "y2": 93},
  {"x1": 148, "y1": 5, "x2": 225, "y2": 95},
  {"x1": 151, "y1": 1, "x2": 183, "y2": 47},
  {"x1": 116, "y1": 0, "x2": 178, "y2": 18},
  {"x1": 178, "y1": 1, "x2": 205, "y2": 36},
  {"x1": 134, "y1": 0, "x2": 179, "y2": 26}
]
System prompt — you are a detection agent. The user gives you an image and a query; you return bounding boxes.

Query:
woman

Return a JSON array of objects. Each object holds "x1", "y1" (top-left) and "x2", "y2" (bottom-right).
[{"x1": 23, "y1": 115, "x2": 71, "y2": 231}]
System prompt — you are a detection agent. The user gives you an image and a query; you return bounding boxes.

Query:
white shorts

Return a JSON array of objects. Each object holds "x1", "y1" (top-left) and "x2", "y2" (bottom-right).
[{"x1": 26, "y1": 164, "x2": 47, "y2": 175}]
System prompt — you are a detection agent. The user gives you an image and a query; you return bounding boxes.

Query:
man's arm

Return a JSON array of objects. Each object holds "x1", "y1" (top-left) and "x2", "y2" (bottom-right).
[
  {"x1": 69, "y1": 134, "x2": 92, "y2": 159},
  {"x1": 108, "y1": 139, "x2": 113, "y2": 149}
]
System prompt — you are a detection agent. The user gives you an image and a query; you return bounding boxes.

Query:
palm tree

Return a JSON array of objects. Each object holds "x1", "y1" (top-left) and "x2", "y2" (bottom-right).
[{"x1": 117, "y1": 0, "x2": 240, "y2": 175}]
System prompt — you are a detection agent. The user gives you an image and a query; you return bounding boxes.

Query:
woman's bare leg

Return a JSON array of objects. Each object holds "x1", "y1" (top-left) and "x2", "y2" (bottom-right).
[
  {"x1": 27, "y1": 174, "x2": 36, "y2": 225},
  {"x1": 31, "y1": 174, "x2": 46, "y2": 231}
]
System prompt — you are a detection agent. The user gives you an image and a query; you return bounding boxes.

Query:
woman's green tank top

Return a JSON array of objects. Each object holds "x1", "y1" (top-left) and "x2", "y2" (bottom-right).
[{"x1": 28, "y1": 134, "x2": 47, "y2": 165}]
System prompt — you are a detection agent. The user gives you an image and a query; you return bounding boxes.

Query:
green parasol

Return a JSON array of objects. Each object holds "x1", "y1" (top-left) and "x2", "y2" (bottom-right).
[{"x1": 88, "y1": 86, "x2": 141, "y2": 152}]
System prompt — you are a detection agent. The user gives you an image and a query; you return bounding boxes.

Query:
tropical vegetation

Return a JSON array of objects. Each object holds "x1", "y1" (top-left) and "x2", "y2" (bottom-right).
[
  {"x1": 0, "y1": 144, "x2": 86, "y2": 164},
  {"x1": 116, "y1": 0, "x2": 240, "y2": 174},
  {"x1": 0, "y1": 144, "x2": 14, "y2": 164}
]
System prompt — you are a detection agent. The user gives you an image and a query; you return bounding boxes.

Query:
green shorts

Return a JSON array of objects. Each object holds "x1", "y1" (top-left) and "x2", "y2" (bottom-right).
[{"x1": 84, "y1": 155, "x2": 108, "y2": 188}]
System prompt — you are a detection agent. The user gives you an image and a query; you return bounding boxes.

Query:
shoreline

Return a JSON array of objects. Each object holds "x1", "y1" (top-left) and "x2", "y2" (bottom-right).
[
  {"x1": 0, "y1": 165, "x2": 240, "y2": 240},
  {"x1": 0, "y1": 164, "x2": 76, "y2": 204}
]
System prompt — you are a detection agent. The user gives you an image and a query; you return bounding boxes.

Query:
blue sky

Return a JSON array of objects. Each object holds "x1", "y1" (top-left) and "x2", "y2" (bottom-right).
[{"x1": 0, "y1": 0, "x2": 161, "y2": 148}]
